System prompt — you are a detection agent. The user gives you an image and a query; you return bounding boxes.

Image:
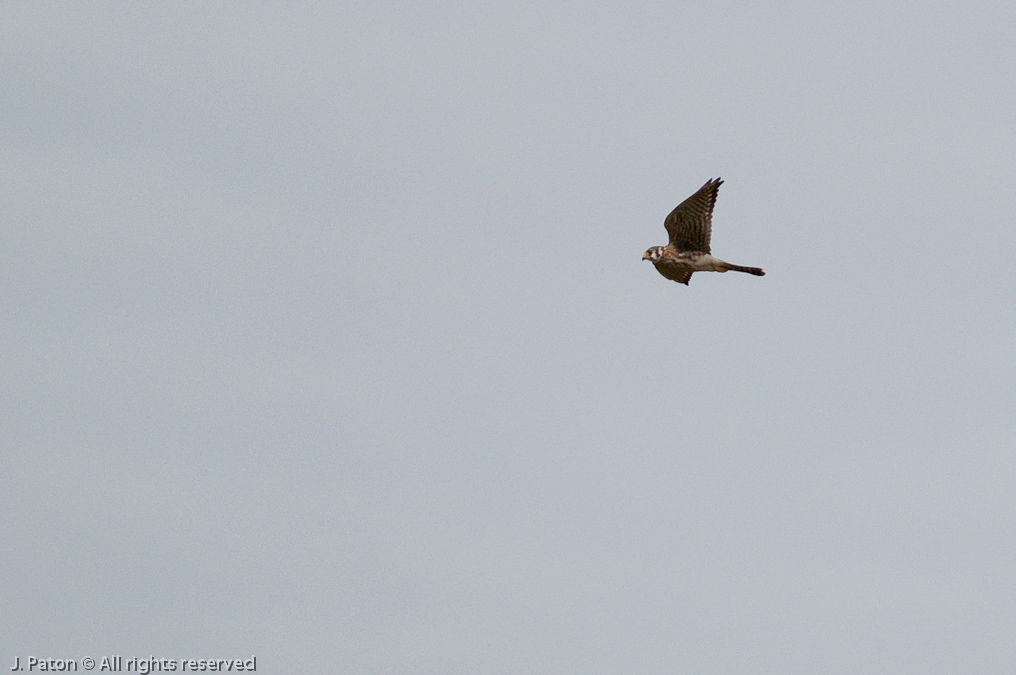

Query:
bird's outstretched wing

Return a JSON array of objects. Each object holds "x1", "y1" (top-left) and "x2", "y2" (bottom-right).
[{"x1": 664, "y1": 178, "x2": 722, "y2": 253}]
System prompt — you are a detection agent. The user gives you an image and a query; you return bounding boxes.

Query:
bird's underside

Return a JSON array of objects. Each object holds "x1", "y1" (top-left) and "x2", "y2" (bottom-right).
[
  {"x1": 643, "y1": 178, "x2": 764, "y2": 285},
  {"x1": 649, "y1": 250, "x2": 764, "y2": 285}
]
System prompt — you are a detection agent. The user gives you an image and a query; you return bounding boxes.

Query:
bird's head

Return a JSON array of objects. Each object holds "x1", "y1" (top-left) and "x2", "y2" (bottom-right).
[{"x1": 643, "y1": 247, "x2": 663, "y2": 262}]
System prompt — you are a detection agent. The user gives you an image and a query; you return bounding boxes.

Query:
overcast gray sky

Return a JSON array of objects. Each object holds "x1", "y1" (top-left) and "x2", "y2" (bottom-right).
[{"x1": 3, "y1": 2, "x2": 1015, "y2": 673}]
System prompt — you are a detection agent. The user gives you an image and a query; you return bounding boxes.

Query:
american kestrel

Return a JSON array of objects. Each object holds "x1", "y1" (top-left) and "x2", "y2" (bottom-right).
[{"x1": 643, "y1": 178, "x2": 764, "y2": 285}]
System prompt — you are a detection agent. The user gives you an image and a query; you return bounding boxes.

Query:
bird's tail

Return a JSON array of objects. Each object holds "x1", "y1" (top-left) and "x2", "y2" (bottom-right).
[{"x1": 721, "y1": 263, "x2": 765, "y2": 276}]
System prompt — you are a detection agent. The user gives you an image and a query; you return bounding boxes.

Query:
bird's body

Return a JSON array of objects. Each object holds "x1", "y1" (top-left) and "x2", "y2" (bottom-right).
[{"x1": 642, "y1": 178, "x2": 764, "y2": 285}]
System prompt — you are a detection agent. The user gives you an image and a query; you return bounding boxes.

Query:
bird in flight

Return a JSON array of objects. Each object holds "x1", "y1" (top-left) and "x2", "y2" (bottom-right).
[{"x1": 642, "y1": 178, "x2": 764, "y2": 285}]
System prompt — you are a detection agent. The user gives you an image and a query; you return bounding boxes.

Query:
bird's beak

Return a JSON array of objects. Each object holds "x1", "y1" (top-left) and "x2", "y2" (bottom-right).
[{"x1": 642, "y1": 252, "x2": 650, "y2": 260}]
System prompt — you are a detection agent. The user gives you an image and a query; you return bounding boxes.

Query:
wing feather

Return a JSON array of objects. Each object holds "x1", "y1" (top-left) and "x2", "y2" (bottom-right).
[
  {"x1": 653, "y1": 262, "x2": 694, "y2": 285},
  {"x1": 664, "y1": 178, "x2": 722, "y2": 253}
]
